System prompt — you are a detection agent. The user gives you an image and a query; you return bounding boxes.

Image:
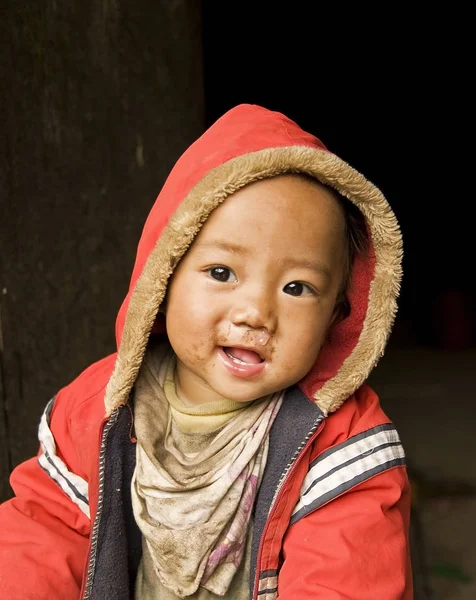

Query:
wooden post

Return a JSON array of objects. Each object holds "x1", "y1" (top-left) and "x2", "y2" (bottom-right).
[{"x1": 0, "y1": 0, "x2": 204, "y2": 501}]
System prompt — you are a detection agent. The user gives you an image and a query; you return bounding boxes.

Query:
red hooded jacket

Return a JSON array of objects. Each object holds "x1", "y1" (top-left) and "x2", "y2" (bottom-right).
[{"x1": 0, "y1": 104, "x2": 412, "y2": 599}]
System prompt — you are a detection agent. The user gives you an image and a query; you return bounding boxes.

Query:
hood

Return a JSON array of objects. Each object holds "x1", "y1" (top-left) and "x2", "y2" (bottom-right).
[{"x1": 104, "y1": 104, "x2": 402, "y2": 417}]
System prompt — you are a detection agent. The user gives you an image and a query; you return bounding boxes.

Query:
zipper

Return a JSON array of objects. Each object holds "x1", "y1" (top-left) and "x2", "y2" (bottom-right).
[
  {"x1": 252, "y1": 414, "x2": 325, "y2": 599},
  {"x1": 81, "y1": 408, "x2": 120, "y2": 600}
]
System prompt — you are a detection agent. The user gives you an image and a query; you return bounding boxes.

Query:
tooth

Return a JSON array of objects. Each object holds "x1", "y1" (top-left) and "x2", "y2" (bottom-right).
[{"x1": 225, "y1": 349, "x2": 249, "y2": 365}]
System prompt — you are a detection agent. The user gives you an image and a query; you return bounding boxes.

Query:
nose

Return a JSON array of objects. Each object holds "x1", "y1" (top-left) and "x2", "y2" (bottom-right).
[{"x1": 229, "y1": 286, "x2": 277, "y2": 334}]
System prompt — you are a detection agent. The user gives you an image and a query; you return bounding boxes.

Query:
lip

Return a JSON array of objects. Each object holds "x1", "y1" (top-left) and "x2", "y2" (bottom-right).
[
  {"x1": 224, "y1": 342, "x2": 268, "y2": 360},
  {"x1": 217, "y1": 346, "x2": 267, "y2": 379}
]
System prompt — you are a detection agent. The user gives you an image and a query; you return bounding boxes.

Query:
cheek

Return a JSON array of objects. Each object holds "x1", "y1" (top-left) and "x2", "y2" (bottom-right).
[
  {"x1": 277, "y1": 340, "x2": 321, "y2": 389},
  {"x1": 280, "y1": 310, "x2": 332, "y2": 369},
  {"x1": 165, "y1": 284, "x2": 219, "y2": 355},
  {"x1": 167, "y1": 277, "x2": 205, "y2": 328},
  {"x1": 287, "y1": 334, "x2": 322, "y2": 375},
  {"x1": 166, "y1": 308, "x2": 206, "y2": 367}
]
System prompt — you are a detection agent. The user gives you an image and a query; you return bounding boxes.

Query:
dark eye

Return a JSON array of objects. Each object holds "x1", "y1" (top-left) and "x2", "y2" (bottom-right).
[
  {"x1": 283, "y1": 282, "x2": 314, "y2": 296},
  {"x1": 208, "y1": 267, "x2": 237, "y2": 282}
]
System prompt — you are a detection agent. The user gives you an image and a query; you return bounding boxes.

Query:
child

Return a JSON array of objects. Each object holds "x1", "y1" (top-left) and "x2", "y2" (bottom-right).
[{"x1": 0, "y1": 104, "x2": 413, "y2": 599}]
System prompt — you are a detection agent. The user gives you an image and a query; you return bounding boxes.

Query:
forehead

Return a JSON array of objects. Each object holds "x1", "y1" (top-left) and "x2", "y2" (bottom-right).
[{"x1": 194, "y1": 174, "x2": 346, "y2": 249}]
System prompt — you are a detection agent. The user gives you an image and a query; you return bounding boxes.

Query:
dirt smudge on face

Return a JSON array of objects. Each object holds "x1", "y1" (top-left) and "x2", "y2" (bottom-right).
[{"x1": 187, "y1": 342, "x2": 207, "y2": 365}]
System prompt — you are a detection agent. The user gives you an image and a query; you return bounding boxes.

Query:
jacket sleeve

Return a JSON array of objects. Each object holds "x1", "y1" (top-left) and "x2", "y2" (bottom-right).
[
  {"x1": 277, "y1": 466, "x2": 413, "y2": 599},
  {"x1": 0, "y1": 394, "x2": 92, "y2": 599}
]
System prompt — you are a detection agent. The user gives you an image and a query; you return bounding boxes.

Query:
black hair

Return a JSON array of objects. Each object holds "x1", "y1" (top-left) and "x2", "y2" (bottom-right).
[{"x1": 336, "y1": 194, "x2": 369, "y2": 319}]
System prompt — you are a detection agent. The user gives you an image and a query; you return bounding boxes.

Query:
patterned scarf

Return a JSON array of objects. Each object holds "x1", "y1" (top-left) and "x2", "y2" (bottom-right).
[{"x1": 131, "y1": 343, "x2": 283, "y2": 597}]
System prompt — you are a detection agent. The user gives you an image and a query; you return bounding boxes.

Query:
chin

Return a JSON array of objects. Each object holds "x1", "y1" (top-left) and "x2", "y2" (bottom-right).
[{"x1": 220, "y1": 385, "x2": 278, "y2": 404}]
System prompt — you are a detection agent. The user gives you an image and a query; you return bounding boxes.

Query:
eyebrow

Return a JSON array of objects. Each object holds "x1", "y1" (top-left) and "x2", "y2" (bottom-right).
[
  {"x1": 193, "y1": 240, "x2": 250, "y2": 255},
  {"x1": 194, "y1": 239, "x2": 332, "y2": 279},
  {"x1": 281, "y1": 257, "x2": 332, "y2": 280}
]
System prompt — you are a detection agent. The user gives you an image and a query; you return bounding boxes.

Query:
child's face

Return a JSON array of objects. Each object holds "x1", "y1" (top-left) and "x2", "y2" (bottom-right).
[{"x1": 165, "y1": 175, "x2": 347, "y2": 406}]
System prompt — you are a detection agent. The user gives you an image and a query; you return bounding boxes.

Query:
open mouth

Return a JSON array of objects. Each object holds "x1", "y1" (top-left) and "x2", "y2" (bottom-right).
[
  {"x1": 218, "y1": 346, "x2": 266, "y2": 379},
  {"x1": 222, "y1": 346, "x2": 264, "y2": 365}
]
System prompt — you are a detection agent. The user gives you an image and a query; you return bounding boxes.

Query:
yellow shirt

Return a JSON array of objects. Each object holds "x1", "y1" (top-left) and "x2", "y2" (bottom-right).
[{"x1": 164, "y1": 360, "x2": 256, "y2": 435}]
